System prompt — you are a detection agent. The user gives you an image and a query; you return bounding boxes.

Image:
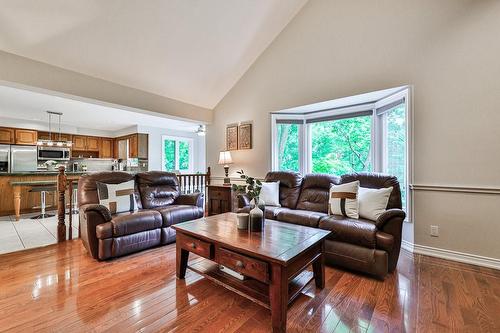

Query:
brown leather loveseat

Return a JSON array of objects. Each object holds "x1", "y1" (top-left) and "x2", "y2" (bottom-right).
[
  {"x1": 78, "y1": 171, "x2": 204, "y2": 260},
  {"x1": 238, "y1": 171, "x2": 405, "y2": 279}
]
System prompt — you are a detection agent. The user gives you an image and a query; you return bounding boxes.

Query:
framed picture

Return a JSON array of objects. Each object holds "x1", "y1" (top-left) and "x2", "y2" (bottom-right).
[
  {"x1": 226, "y1": 124, "x2": 238, "y2": 151},
  {"x1": 238, "y1": 123, "x2": 252, "y2": 149}
]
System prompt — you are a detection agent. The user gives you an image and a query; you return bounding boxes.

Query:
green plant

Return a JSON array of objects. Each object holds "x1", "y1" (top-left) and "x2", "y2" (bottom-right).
[{"x1": 231, "y1": 170, "x2": 262, "y2": 201}]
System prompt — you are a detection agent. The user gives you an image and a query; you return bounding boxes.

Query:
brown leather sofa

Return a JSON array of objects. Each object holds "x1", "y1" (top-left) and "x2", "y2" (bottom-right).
[
  {"x1": 78, "y1": 171, "x2": 204, "y2": 260},
  {"x1": 238, "y1": 171, "x2": 406, "y2": 279}
]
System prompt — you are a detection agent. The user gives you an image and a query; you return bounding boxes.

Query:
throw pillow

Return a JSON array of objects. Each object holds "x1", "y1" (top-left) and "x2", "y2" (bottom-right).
[
  {"x1": 358, "y1": 186, "x2": 393, "y2": 221},
  {"x1": 260, "y1": 181, "x2": 281, "y2": 207},
  {"x1": 329, "y1": 181, "x2": 360, "y2": 218},
  {"x1": 96, "y1": 180, "x2": 138, "y2": 214}
]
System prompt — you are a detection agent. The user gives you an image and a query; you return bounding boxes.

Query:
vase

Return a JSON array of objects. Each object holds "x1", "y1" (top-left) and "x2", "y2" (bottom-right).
[{"x1": 249, "y1": 196, "x2": 264, "y2": 232}]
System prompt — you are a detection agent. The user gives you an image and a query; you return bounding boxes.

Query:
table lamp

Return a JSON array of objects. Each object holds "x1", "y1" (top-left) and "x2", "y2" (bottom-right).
[{"x1": 218, "y1": 151, "x2": 233, "y2": 185}]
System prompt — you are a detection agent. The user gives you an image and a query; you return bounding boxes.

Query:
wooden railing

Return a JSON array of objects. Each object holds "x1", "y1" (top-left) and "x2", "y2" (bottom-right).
[
  {"x1": 56, "y1": 166, "x2": 212, "y2": 242},
  {"x1": 177, "y1": 167, "x2": 211, "y2": 194}
]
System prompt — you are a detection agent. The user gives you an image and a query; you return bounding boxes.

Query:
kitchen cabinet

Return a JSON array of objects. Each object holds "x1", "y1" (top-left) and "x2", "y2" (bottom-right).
[
  {"x1": 15, "y1": 129, "x2": 38, "y2": 145},
  {"x1": 113, "y1": 133, "x2": 148, "y2": 159},
  {"x1": 129, "y1": 134, "x2": 138, "y2": 158},
  {"x1": 86, "y1": 137, "x2": 100, "y2": 151},
  {"x1": 0, "y1": 128, "x2": 15, "y2": 144},
  {"x1": 72, "y1": 135, "x2": 100, "y2": 151},
  {"x1": 72, "y1": 135, "x2": 87, "y2": 150},
  {"x1": 100, "y1": 138, "x2": 114, "y2": 158},
  {"x1": 38, "y1": 132, "x2": 72, "y2": 142}
]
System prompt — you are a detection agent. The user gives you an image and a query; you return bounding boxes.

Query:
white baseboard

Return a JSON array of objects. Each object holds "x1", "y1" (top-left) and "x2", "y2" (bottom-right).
[{"x1": 401, "y1": 240, "x2": 500, "y2": 270}]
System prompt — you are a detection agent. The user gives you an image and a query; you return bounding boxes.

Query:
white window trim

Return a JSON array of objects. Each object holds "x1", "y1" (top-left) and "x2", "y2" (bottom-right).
[
  {"x1": 161, "y1": 135, "x2": 194, "y2": 174},
  {"x1": 270, "y1": 87, "x2": 413, "y2": 222}
]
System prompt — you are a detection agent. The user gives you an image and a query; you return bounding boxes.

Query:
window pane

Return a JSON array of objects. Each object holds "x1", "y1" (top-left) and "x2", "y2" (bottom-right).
[
  {"x1": 384, "y1": 105, "x2": 407, "y2": 209},
  {"x1": 311, "y1": 115, "x2": 372, "y2": 175},
  {"x1": 163, "y1": 139, "x2": 176, "y2": 171},
  {"x1": 276, "y1": 123, "x2": 300, "y2": 171},
  {"x1": 178, "y1": 141, "x2": 190, "y2": 171}
]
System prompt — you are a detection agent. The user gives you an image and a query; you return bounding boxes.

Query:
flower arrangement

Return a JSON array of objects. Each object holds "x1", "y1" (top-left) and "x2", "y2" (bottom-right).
[{"x1": 231, "y1": 170, "x2": 262, "y2": 201}]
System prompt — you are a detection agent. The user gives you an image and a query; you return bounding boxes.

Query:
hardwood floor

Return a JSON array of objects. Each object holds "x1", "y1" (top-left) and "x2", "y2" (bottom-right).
[{"x1": 0, "y1": 240, "x2": 499, "y2": 332}]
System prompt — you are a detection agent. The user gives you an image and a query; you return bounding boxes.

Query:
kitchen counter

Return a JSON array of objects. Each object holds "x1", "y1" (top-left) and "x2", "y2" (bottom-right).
[{"x1": 0, "y1": 170, "x2": 138, "y2": 176}]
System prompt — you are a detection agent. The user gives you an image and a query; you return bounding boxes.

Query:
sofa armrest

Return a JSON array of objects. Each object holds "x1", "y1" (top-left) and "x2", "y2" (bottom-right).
[
  {"x1": 174, "y1": 192, "x2": 204, "y2": 208},
  {"x1": 79, "y1": 204, "x2": 112, "y2": 260},
  {"x1": 376, "y1": 208, "x2": 406, "y2": 272},
  {"x1": 375, "y1": 208, "x2": 406, "y2": 229},
  {"x1": 237, "y1": 193, "x2": 251, "y2": 209}
]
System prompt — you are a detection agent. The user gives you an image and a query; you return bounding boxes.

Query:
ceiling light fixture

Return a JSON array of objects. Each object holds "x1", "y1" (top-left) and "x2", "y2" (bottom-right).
[
  {"x1": 36, "y1": 111, "x2": 73, "y2": 147},
  {"x1": 196, "y1": 125, "x2": 206, "y2": 136}
]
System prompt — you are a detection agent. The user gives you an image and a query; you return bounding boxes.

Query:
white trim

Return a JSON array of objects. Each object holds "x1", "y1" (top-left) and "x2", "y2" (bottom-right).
[
  {"x1": 401, "y1": 239, "x2": 414, "y2": 252},
  {"x1": 401, "y1": 241, "x2": 500, "y2": 270},
  {"x1": 410, "y1": 184, "x2": 500, "y2": 195}
]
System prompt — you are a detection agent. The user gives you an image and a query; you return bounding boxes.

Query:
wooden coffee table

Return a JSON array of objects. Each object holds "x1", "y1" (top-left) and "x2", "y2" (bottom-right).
[{"x1": 172, "y1": 212, "x2": 331, "y2": 333}]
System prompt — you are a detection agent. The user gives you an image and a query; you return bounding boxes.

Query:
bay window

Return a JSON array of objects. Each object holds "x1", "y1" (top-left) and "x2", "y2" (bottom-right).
[{"x1": 271, "y1": 88, "x2": 411, "y2": 213}]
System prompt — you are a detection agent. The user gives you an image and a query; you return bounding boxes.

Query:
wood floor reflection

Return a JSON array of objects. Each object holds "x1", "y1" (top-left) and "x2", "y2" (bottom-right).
[{"x1": 0, "y1": 240, "x2": 499, "y2": 332}]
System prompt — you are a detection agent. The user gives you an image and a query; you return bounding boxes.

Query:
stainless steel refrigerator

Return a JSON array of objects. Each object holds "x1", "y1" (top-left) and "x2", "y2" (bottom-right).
[{"x1": 11, "y1": 145, "x2": 37, "y2": 172}]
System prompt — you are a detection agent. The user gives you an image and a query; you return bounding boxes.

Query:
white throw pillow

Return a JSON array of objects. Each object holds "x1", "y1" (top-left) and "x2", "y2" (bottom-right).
[
  {"x1": 260, "y1": 181, "x2": 281, "y2": 207},
  {"x1": 96, "y1": 180, "x2": 138, "y2": 214},
  {"x1": 358, "y1": 186, "x2": 393, "y2": 221},
  {"x1": 329, "y1": 181, "x2": 359, "y2": 219}
]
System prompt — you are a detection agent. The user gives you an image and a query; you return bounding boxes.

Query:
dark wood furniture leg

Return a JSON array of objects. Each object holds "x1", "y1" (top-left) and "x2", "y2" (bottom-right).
[
  {"x1": 269, "y1": 262, "x2": 288, "y2": 333},
  {"x1": 312, "y1": 241, "x2": 325, "y2": 289},
  {"x1": 176, "y1": 244, "x2": 189, "y2": 279}
]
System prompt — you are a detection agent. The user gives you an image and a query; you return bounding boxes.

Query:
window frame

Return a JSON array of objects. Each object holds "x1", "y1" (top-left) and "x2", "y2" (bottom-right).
[
  {"x1": 271, "y1": 88, "x2": 413, "y2": 221},
  {"x1": 161, "y1": 135, "x2": 194, "y2": 174}
]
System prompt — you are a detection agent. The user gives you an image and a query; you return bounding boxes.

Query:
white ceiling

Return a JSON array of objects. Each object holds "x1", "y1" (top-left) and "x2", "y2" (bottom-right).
[
  {"x1": 0, "y1": 85, "x2": 200, "y2": 133},
  {"x1": 0, "y1": 0, "x2": 306, "y2": 109}
]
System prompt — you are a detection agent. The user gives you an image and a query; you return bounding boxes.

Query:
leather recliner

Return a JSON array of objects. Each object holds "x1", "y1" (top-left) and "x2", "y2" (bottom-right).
[
  {"x1": 78, "y1": 171, "x2": 204, "y2": 260},
  {"x1": 238, "y1": 171, "x2": 405, "y2": 279}
]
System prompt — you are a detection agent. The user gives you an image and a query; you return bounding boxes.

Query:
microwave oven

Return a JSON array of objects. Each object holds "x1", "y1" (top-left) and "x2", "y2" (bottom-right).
[{"x1": 38, "y1": 146, "x2": 71, "y2": 161}]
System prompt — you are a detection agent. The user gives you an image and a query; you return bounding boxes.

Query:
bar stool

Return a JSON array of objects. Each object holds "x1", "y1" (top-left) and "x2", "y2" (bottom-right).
[{"x1": 30, "y1": 185, "x2": 57, "y2": 219}]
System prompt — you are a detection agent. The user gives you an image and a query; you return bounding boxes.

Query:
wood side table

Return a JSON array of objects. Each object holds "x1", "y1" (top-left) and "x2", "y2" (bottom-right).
[{"x1": 207, "y1": 185, "x2": 233, "y2": 216}]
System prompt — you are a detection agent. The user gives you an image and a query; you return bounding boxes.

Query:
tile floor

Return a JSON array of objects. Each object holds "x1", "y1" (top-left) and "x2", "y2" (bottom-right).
[{"x1": 0, "y1": 211, "x2": 79, "y2": 255}]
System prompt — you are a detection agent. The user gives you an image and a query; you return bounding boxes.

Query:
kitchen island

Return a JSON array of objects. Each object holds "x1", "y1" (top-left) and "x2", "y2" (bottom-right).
[{"x1": 0, "y1": 172, "x2": 85, "y2": 220}]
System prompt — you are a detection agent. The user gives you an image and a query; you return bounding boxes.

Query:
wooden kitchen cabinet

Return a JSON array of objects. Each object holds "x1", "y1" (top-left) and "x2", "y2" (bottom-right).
[
  {"x1": 0, "y1": 128, "x2": 15, "y2": 144},
  {"x1": 86, "y1": 137, "x2": 100, "y2": 151},
  {"x1": 15, "y1": 129, "x2": 38, "y2": 145},
  {"x1": 129, "y1": 134, "x2": 138, "y2": 158},
  {"x1": 100, "y1": 138, "x2": 114, "y2": 158},
  {"x1": 72, "y1": 135, "x2": 87, "y2": 150},
  {"x1": 38, "y1": 132, "x2": 72, "y2": 142}
]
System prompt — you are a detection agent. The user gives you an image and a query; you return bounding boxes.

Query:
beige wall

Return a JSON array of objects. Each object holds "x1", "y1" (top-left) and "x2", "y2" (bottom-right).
[
  {"x1": 0, "y1": 51, "x2": 213, "y2": 123},
  {"x1": 207, "y1": 0, "x2": 500, "y2": 259}
]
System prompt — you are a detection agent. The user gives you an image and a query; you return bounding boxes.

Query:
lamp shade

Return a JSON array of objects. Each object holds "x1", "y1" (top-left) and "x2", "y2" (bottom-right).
[{"x1": 218, "y1": 151, "x2": 233, "y2": 165}]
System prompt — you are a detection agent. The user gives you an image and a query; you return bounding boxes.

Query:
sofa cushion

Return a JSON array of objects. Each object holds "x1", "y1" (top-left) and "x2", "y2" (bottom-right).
[
  {"x1": 156, "y1": 205, "x2": 204, "y2": 227},
  {"x1": 110, "y1": 209, "x2": 163, "y2": 237},
  {"x1": 264, "y1": 171, "x2": 303, "y2": 209},
  {"x1": 275, "y1": 209, "x2": 328, "y2": 227},
  {"x1": 296, "y1": 174, "x2": 341, "y2": 213},
  {"x1": 136, "y1": 171, "x2": 180, "y2": 209},
  {"x1": 78, "y1": 171, "x2": 135, "y2": 206},
  {"x1": 319, "y1": 215, "x2": 377, "y2": 248}
]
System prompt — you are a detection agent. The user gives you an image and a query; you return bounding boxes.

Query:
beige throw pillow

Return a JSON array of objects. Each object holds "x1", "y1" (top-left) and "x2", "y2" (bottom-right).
[
  {"x1": 329, "y1": 181, "x2": 360, "y2": 219},
  {"x1": 358, "y1": 186, "x2": 393, "y2": 221}
]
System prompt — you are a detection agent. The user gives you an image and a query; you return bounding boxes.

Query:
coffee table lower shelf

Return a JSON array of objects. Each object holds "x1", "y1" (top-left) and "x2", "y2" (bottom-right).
[{"x1": 189, "y1": 258, "x2": 314, "y2": 309}]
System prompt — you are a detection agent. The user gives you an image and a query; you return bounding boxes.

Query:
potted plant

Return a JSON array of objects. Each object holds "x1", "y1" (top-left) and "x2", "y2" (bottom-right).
[{"x1": 232, "y1": 170, "x2": 265, "y2": 231}]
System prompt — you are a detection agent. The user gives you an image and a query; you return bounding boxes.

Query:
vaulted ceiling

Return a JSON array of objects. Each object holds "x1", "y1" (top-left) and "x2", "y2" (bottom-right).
[{"x1": 0, "y1": 0, "x2": 306, "y2": 109}]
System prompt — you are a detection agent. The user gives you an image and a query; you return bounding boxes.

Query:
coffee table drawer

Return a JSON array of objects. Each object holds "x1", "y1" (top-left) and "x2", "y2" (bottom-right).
[
  {"x1": 178, "y1": 233, "x2": 213, "y2": 259},
  {"x1": 217, "y1": 248, "x2": 269, "y2": 282}
]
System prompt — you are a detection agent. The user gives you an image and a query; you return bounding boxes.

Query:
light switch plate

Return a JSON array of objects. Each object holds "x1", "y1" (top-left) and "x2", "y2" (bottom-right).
[{"x1": 430, "y1": 225, "x2": 439, "y2": 237}]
